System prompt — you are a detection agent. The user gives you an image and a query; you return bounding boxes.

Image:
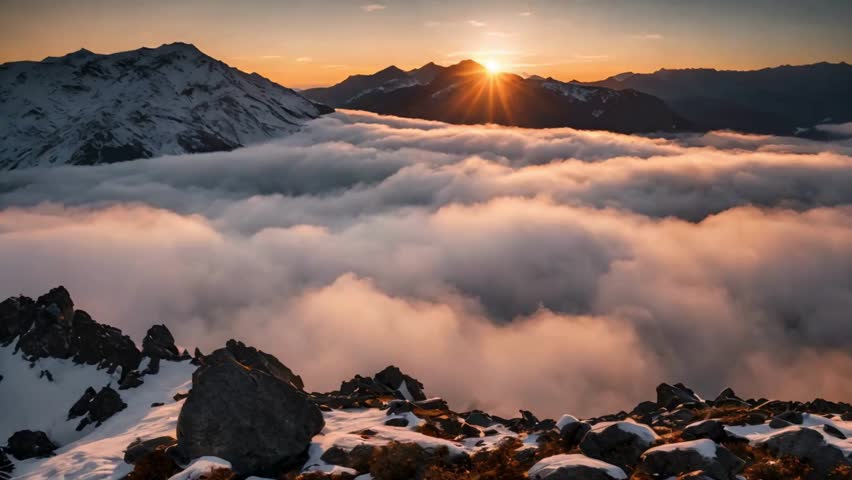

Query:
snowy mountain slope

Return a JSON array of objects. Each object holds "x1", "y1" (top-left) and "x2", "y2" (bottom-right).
[
  {"x1": 1, "y1": 287, "x2": 850, "y2": 479},
  {"x1": 0, "y1": 43, "x2": 333, "y2": 170}
]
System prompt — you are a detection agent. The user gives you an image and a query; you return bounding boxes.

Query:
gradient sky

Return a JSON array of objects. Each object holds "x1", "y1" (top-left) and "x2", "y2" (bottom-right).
[{"x1": 1, "y1": 0, "x2": 851, "y2": 88}]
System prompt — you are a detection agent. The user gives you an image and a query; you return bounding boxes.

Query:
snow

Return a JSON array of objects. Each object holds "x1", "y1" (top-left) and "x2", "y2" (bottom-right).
[
  {"x1": 10, "y1": 356, "x2": 196, "y2": 479},
  {"x1": 643, "y1": 439, "x2": 718, "y2": 459},
  {"x1": 397, "y1": 381, "x2": 414, "y2": 401},
  {"x1": 168, "y1": 457, "x2": 231, "y2": 480},
  {"x1": 556, "y1": 414, "x2": 580, "y2": 430},
  {"x1": 528, "y1": 454, "x2": 627, "y2": 479},
  {"x1": 725, "y1": 415, "x2": 852, "y2": 458},
  {"x1": 0, "y1": 43, "x2": 328, "y2": 169},
  {"x1": 590, "y1": 419, "x2": 660, "y2": 443}
]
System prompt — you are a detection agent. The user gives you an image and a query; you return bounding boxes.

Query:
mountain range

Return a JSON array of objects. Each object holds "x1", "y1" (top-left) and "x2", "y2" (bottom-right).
[
  {"x1": 0, "y1": 43, "x2": 332, "y2": 170},
  {"x1": 304, "y1": 60, "x2": 852, "y2": 136},
  {"x1": 304, "y1": 60, "x2": 689, "y2": 133}
]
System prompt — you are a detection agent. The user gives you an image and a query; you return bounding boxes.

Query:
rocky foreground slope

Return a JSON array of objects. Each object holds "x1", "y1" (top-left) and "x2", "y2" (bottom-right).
[
  {"x1": 0, "y1": 43, "x2": 333, "y2": 170},
  {"x1": 0, "y1": 287, "x2": 850, "y2": 480}
]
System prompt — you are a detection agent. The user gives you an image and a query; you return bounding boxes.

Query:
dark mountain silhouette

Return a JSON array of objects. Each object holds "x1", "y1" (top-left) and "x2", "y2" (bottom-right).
[
  {"x1": 304, "y1": 60, "x2": 688, "y2": 133},
  {"x1": 583, "y1": 62, "x2": 852, "y2": 134}
]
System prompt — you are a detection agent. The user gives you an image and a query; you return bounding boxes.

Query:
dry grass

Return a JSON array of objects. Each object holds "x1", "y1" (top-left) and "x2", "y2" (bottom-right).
[
  {"x1": 200, "y1": 468, "x2": 236, "y2": 480},
  {"x1": 721, "y1": 441, "x2": 814, "y2": 480},
  {"x1": 123, "y1": 449, "x2": 180, "y2": 480},
  {"x1": 421, "y1": 438, "x2": 527, "y2": 480}
]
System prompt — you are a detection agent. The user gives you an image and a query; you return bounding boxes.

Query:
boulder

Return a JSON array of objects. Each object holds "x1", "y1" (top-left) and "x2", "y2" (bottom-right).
[
  {"x1": 176, "y1": 340, "x2": 324, "y2": 475},
  {"x1": 320, "y1": 444, "x2": 376, "y2": 472},
  {"x1": 123, "y1": 436, "x2": 177, "y2": 464},
  {"x1": 579, "y1": 421, "x2": 659, "y2": 472},
  {"x1": 68, "y1": 386, "x2": 97, "y2": 419},
  {"x1": 682, "y1": 420, "x2": 728, "y2": 443},
  {"x1": 557, "y1": 415, "x2": 592, "y2": 446},
  {"x1": 657, "y1": 383, "x2": 702, "y2": 410},
  {"x1": 385, "y1": 417, "x2": 410, "y2": 427},
  {"x1": 73, "y1": 385, "x2": 127, "y2": 430},
  {"x1": 759, "y1": 427, "x2": 847, "y2": 476},
  {"x1": 639, "y1": 439, "x2": 744, "y2": 480},
  {"x1": 528, "y1": 454, "x2": 627, "y2": 480},
  {"x1": 6, "y1": 430, "x2": 57, "y2": 460},
  {"x1": 462, "y1": 410, "x2": 496, "y2": 428},
  {"x1": 142, "y1": 324, "x2": 181, "y2": 361}
]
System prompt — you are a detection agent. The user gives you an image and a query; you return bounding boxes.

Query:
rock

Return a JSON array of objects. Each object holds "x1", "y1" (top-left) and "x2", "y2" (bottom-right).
[
  {"x1": 336, "y1": 365, "x2": 426, "y2": 402},
  {"x1": 0, "y1": 449, "x2": 13, "y2": 478},
  {"x1": 639, "y1": 439, "x2": 744, "y2": 480},
  {"x1": 68, "y1": 386, "x2": 97, "y2": 419},
  {"x1": 579, "y1": 421, "x2": 659, "y2": 472},
  {"x1": 463, "y1": 411, "x2": 495, "y2": 428},
  {"x1": 150, "y1": 402, "x2": 165, "y2": 408},
  {"x1": 373, "y1": 365, "x2": 426, "y2": 401},
  {"x1": 676, "y1": 471, "x2": 716, "y2": 480},
  {"x1": 173, "y1": 391, "x2": 189, "y2": 401},
  {"x1": 14, "y1": 291, "x2": 141, "y2": 382},
  {"x1": 74, "y1": 385, "x2": 127, "y2": 431},
  {"x1": 6, "y1": 430, "x2": 57, "y2": 460},
  {"x1": 822, "y1": 424, "x2": 846, "y2": 439},
  {"x1": 118, "y1": 370, "x2": 144, "y2": 390},
  {"x1": 557, "y1": 416, "x2": 592, "y2": 446},
  {"x1": 805, "y1": 398, "x2": 852, "y2": 414},
  {"x1": 38, "y1": 369, "x2": 53, "y2": 382},
  {"x1": 0, "y1": 295, "x2": 36, "y2": 345},
  {"x1": 761, "y1": 427, "x2": 847, "y2": 475},
  {"x1": 176, "y1": 341, "x2": 324, "y2": 475},
  {"x1": 142, "y1": 324, "x2": 181, "y2": 361},
  {"x1": 385, "y1": 417, "x2": 409, "y2": 427},
  {"x1": 714, "y1": 387, "x2": 739, "y2": 402},
  {"x1": 774, "y1": 411, "x2": 804, "y2": 424},
  {"x1": 682, "y1": 420, "x2": 728, "y2": 443},
  {"x1": 528, "y1": 453, "x2": 628, "y2": 480},
  {"x1": 657, "y1": 383, "x2": 702, "y2": 410},
  {"x1": 320, "y1": 444, "x2": 376, "y2": 472},
  {"x1": 123, "y1": 436, "x2": 177, "y2": 464},
  {"x1": 769, "y1": 417, "x2": 793, "y2": 429},
  {"x1": 414, "y1": 397, "x2": 448, "y2": 411},
  {"x1": 630, "y1": 401, "x2": 660, "y2": 425}
]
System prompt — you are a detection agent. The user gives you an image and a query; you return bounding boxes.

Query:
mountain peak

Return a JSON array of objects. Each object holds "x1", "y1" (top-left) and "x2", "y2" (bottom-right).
[{"x1": 377, "y1": 65, "x2": 405, "y2": 75}]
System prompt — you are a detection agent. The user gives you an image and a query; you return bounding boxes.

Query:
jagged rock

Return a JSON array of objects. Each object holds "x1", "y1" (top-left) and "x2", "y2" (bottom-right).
[
  {"x1": 528, "y1": 453, "x2": 628, "y2": 480},
  {"x1": 557, "y1": 416, "x2": 592, "y2": 446},
  {"x1": 774, "y1": 411, "x2": 804, "y2": 424},
  {"x1": 769, "y1": 417, "x2": 793, "y2": 429},
  {"x1": 123, "y1": 436, "x2": 177, "y2": 464},
  {"x1": 0, "y1": 295, "x2": 36, "y2": 345},
  {"x1": 191, "y1": 347, "x2": 205, "y2": 365},
  {"x1": 682, "y1": 420, "x2": 728, "y2": 442},
  {"x1": 639, "y1": 439, "x2": 744, "y2": 480},
  {"x1": 143, "y1": 356, "x2": 161, "y2": 375},
  {"x1": 657, "y1": 383, "x2": 702, "y2": 410},
  {"x1": 38, "y1": 369, "x2": 53, "y2": 382},
  {"x1": 385, "y1": 417, "x2": 410, "y2": 427},
  {"x1": 12, "y1": 288, "x2": 141, "y2": 381},
  {"x1": 630, "y1": 401, "x2": 660, "y2": 425},
  {"x1": 320, "y1": 444, "x2": 376, "y2": 472},
  {"x1": 822, "y1": 424, "x2": 846, "y2": 439},
  {"x1": 0, "y1": 449, "x2": 13, "y2": 479},
  {"x1": 176, "y1": 341, "x2": 324, "y2": 475},
  {"x1": 656, "y1": 409, "x2": 697, "y2": 428},
  {"x1": 6, "y1": 430, "x2": 57, "y2": 460},
  {"x1": 805, "y1": 398, "x2": 852, "y2": 414},
  {"x1": 118, "y1": 370, "x2": 144, "y2": 390},
  {"x1": 68, "y1": 386, "x2": 98, "y2": 419},
  {"x1": 375, "y1": 365, "x2": 426, "y2": 400},
  {"x1": 173, "y1": 391, "x2": 189, "y2": 401},
  {"x1": 715, "y1": 387, "x2": 739, "y2": 402},
  {"x1": 579, "y1": 421, "x2": 659, "y2": 472},
  {"x1": 760, "y1": 427, "x2": 847, "y2": 476},
  {"x1": 462, "y1": 410, "x2": 496, "y2": 428},
  {"x1": 75, "y1": 386, "x2": 127, "y2": 430},
  {"x1": 142, "y1": 324, "x2": 181, "y2": 360}
]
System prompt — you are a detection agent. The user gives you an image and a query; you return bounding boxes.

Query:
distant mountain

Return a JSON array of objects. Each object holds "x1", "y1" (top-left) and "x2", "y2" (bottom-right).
[
  {"x1": 583, "y1": 62, "x2": 852, "y2": 134},
  {"x1": 0, "y1": 43, "x2": 333, "y2": 169},
  {"x1": 304, "y1": 60, "x2": 687, "y2": 133}
]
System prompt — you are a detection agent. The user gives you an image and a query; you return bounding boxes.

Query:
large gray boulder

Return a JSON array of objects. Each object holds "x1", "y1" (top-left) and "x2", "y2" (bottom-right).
[
  {"x1": 176, "y1": 340, "x2": 324, "y2": 475},
  {"x1": 528, "y1": 454, "x2": 627, "y2": 480},
  {"x1": 639, "y1": 439, "x2": 744, "y2": 480},
  {"x1": 579, "y1": 421, "x2": 659, "y2": 472},
  {"x1": 760, "y1": 427, "x2": 848, "y2": 477}
]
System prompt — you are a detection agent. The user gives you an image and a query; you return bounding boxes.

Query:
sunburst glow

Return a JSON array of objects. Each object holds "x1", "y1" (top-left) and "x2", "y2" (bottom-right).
[{"x1": 483, "y1": 60, "x2": 502, "y2": 74}]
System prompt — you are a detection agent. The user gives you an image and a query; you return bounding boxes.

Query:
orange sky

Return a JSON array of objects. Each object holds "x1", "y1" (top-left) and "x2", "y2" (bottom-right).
[{"x1": 1, "y1": 0, "x2": 850, "y2": 88}]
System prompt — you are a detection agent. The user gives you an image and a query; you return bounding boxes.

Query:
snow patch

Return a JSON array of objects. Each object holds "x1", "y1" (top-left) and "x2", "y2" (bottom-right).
[
  {"x1": 643, "y1": 438, "x2": 718, "y2": 459},
  {"x1": 528, "y1": 454, "x2": 627, "y2": 479}
]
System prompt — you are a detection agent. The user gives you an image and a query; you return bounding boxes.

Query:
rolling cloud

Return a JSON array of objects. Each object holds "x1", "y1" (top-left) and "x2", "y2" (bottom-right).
[{"x1": 1, "y1": 111, "x2": 851, "y2": 417}]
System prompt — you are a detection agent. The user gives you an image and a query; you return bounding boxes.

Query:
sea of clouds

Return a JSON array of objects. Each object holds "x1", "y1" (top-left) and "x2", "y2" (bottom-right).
[{"x1": 1, "y1": 110, "x2": 851, "y2": 417}]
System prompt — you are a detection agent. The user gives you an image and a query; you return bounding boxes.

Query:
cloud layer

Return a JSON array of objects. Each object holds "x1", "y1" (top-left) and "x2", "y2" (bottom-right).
[{"x1": 1, "y1": 111, "x2": 851, "y2": 417}]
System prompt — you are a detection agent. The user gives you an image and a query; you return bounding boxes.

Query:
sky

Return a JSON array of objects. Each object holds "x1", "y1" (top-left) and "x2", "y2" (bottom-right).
[{"x1": 1, "y1": 0, "x2": 851, "y2": 88}]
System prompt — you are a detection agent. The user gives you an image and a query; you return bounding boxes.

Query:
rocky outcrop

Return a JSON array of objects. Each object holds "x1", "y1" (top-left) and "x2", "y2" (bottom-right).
[
  {"x1": 142, "y1": 325, "x2": 181, "y2": 361},
  {"x1": 6, "y1": 430, "x2": 57, "y2": 460},
  {"x1": 639, "y1": 440, "x2": 744, "y2": 480},
  {"x1": 69, "y1": 385, "x2": 127, "y2": 431},
  {"x1": 579, "y1": 421, "x2": 659, "y2": 472},
  {"x1": 3, "y1": 287, "x2": 142, "y2": 381},
  {"x1": 656, "y1": 383, "x2": 703, "y2": 410},
  {"x1": 759, "y1": 427, "x2": 848, "y2": 476},
  {"x1": 123, "y1": 436, "x2": 177, "y2": 464},
  {"x1": 176, "y1": 340, "x2": 324, "y2": 475}
]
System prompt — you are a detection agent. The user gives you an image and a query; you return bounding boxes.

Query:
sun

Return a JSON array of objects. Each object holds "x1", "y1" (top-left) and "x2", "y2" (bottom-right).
[{"x1": 483, "y1": 60, "x2": 502, "y2": 74}]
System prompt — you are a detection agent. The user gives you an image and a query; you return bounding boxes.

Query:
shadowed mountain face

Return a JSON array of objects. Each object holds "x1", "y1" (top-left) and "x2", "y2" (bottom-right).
[
  {"x1": 304, "y1": 60, "x2": 688, "y2": 133},
  {"x1": 583, "y1": 62, "x2": 852, "y2": 135},
  {"x1": 0, "y1": 43, "x2": 333, "y2": 170}
]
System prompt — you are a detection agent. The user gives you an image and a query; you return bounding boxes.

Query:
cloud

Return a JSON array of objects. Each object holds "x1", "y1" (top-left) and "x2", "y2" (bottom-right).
[
  {"x1": 1, "y1": 111, "x2": 851, "y2": 417},
  {"x1": 467, "y1": 20, "x2": 486, "y2": 27},
  {"x1": 259, "y1": 55, "x2": 283, "y2": 59},
  {"x1": 361, "y1": 3, "x2": 386, "y2": 12},
  {"x1": 485, "y1": 31, "x2": 516, "y2": 38},
  {"x1": 295, "y1": 56, "x2": 313, "y2": 63},
  {"x1": 424, "y1": 21, "x2": 441, "y2": 28},
  {"x1": 632, "y1": 34, "x2": 664, "y2": 40},
  {"x1": 519, "y1": 11, "x2": 533, "y2": 17}
]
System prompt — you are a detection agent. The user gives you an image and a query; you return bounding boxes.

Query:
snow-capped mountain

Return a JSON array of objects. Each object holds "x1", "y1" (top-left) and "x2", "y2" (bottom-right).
[
  {"x1": 312, "y1": 60, "x2": 688, "y2": 133},
  {"x1": 0, "y1": 43, "x2": 333, "y2": 170},
  {"x1": 2, "y1": 287, "x2": 850, "y2": 479}
]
